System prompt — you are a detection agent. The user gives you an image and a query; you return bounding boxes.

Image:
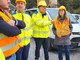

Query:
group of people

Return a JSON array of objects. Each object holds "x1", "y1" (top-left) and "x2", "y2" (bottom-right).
[{"x1": 0, "y1": 0, "x2": 73, "y2": 60}]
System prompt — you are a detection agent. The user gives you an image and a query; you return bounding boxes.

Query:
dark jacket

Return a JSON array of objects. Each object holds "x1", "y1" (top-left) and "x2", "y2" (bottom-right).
[
  {"x1": 0, "y1": 9, "x2": 26, "y2": 36},
  {"x1": 52, "y1": 18, "x2": 73, "y2": 45}
]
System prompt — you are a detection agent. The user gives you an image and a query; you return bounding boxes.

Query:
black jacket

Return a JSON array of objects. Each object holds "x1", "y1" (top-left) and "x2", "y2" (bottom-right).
[{"x1": 0, "y1": 16, "x2": 25, "y2": 36}]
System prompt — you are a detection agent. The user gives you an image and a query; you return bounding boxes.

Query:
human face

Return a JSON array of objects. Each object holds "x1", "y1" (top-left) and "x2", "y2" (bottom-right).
[
  {"x1": 59, "y1": 10, "x2": 65, "y2": 17},
  {"x1": 7, "y1": 0, "x2": 11, "y2": 2},
  {"x1": 39, "y1": 6, "x2": 47, "y2": 14},
  {"x1": 0, "y1": 0, "x2": 9, "y2": 9},
  {"x1": 7, "y1": 0, "x2": 11, "y2": 4},
  {"x1": 16, "y1": 1, "x2": 26, "y2": 13},
  {"x1": 7, "y1": 0, "x2": 11, "y2": 7}
]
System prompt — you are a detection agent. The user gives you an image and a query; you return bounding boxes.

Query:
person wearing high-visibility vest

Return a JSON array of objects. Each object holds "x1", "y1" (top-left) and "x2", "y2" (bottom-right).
[
  {"x1": 0, "y1": 0, "x2": 25, "y2": 60},
  {"x1": 0, "y1": 48, "x2": 5, "y2": 60},
  {"x1": 32, "y1": 1, "x2": 53, "y2": 60},
  {"x1": 12, "y1": 0, "x2": 32, "y2": 60},
  {"x1": 52, "y1": 6, "x2": 73, "y2": 60}
]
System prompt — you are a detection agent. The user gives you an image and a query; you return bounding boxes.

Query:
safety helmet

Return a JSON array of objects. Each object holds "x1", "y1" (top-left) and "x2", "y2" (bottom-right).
[
  {"x1": 59, "y1": 6, "x2": 66, "y2": 11},
  {"x1": 15, "y1": 0, "x2": 26, "y2": 4},
  {"x1": 37, "y1": 1, "x2": 47, "y2": 7}
]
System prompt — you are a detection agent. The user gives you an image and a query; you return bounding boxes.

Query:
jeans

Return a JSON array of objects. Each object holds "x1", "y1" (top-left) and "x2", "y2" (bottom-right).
[
  {"x1": 58, "y1": 45, "x2": 70, "y2": 60},
  {"x1": 34, "y1": 38, "x2": 49, "y2": 60},
  {"x1": 16, "y1": 43, "x2": 30, "y2": 60},
  {"x1": 6, "y1": 54, "x2": 16, "y2": 60}
]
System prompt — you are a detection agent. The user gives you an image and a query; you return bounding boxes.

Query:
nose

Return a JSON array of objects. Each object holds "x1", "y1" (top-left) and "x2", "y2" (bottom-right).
[{"x1": 7, "y1": 0, "x2": 11, "y2": 3}]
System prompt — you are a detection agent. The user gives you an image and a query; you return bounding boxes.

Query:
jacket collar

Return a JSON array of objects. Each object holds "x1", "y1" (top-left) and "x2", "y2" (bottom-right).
[
  {"x1": 38, "y1": 10, "x2": 46, "y2": 17},
  {"x1": 16, "y1": 11, "x2": 25, "y2": 14}
]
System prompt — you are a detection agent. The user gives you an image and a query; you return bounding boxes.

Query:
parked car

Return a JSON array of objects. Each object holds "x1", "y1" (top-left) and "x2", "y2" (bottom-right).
[
  {"x1": 9, "y1": 3, "x2": 15, "y2": 14},
  {"x1": 72, "y1": 14, "x2": 80, "y2": 22},
  {"x1": 25, "y1": 8, "x2": 80, "y2": 50}
]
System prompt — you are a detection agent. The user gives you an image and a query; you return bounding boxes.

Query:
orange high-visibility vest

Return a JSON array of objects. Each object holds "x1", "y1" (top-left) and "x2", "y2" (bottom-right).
[
  {"x1": 0, "y1": 11, "x2": 20, "y2": 57},
  {"x1": 54, "y1": 18, "x2": 71, "y2": 38}
]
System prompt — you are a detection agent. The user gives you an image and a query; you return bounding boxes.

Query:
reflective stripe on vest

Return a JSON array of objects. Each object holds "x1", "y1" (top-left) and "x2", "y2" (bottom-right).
[
  {"x1": 54, "y1": 18, "x2": 70, "y2": 37},
  {"x1": 0, "y1": 34, "x2": 7, "y2": 39},
  {"x1": 36, "y1": 20, "x2": 44, "y2": 26},
  {"x1": 1, "y1": 39, "x2": 20, "y2": 57},
  {"x1": 20, "y1": 37, "x2": 31, "y2": 42},
  {"x1": 1, "y1": 39, "x2": 19, "y2": 52},
  {"x1": 3, "y1": 44, "x2": 19, "y2": 57},
  {"x1": 23, "y1": 28, "x2": 31, "y2": 30},
  {"x1": 20, "y1": 27, "x2": 31, "y2": 41},
  {"x1": 0, "y1": 11, "x2": 12, "y2": 22},
  {"x1": 13, "y1": 13, "x2": 32, "y2": 46},
  {"x1": 0, "y1": 33, "x2": 20, "y2": 57},
  {"x1": 33, "y1": 30, "x2": 49, "y2": 34},
  {"x1": 0, "y1": 11, "x2": 20, "y2": 57}
]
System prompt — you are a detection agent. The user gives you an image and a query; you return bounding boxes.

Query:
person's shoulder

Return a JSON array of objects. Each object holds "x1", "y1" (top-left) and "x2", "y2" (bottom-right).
[
  {"x1": 66, "y1": 16, "x2": 70, "y2": 21},
  {"x1": 24, "y1": 13, "x2": 31, "y2": 17},
  {"x1": 32, "y1": 11, "x2": 38, "y2": 17},
  {"x1": 12, "y1": 10, "x2": 17, "y2": 15},
  {"x1": 33, "y1": 11, "x2": 38, "y2": 14}
]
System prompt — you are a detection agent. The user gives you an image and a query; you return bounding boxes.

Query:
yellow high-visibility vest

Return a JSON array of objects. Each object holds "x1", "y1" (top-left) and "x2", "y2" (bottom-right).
[
  {"x1": 32, "y1": 10, "x2": 51, "y2": 38},
  {"x1": 13, "y1": 11, "x2": 32, "y2": 47}
]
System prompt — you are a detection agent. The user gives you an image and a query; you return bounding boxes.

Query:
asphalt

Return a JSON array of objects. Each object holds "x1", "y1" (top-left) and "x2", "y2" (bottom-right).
[{"x1": 28, "y1": 38, "x2": 80, "y2": 60}]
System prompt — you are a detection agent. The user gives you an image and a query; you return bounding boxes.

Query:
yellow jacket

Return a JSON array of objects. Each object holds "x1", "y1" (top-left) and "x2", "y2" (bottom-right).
[
  {"x1": 0, "y1": 48, "x2": 5, "y2": 60},
  {"x1": 13, "y1": 11, "x2": 32, "y2": 47},
  {"x1": 32, "y1": 10, "x2": 51, "y2": 38}
]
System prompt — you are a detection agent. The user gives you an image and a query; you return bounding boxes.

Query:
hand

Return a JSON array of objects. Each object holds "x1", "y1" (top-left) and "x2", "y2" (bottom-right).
[
  {"x1": 51, "y1": 20, "x2": 54, "y2": 24},
  {"x1": 8, "y1": 20, "x2": 15, "y2": 26}
]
